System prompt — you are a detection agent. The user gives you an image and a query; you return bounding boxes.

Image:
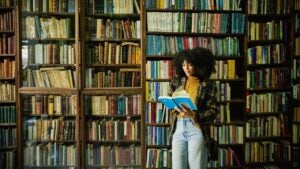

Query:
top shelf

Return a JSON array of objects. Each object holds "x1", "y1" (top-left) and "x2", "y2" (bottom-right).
[
  {"x1": 145, "y1": 0, "x2": 244, "y2": 11},
  {"x1": 146, "y1": 9, "x2": 244, "y2": 13},
  {"x1": 21, "y1": 11, "x2": 75, "y2": 17}
]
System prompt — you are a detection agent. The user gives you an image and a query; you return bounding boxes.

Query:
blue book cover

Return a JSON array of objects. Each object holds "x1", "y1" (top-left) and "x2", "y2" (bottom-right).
[{"x1": 158, "y1": 87, "x2": 197, "y2": 110}]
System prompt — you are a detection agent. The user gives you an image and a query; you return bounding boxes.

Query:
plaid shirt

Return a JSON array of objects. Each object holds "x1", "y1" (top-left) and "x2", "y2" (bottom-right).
[{"x1": 168, "y1": 75, "x2": 219, "y2": 160}]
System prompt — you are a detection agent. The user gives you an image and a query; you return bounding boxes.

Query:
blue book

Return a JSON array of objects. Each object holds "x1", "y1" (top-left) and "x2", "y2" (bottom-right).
[
  {"x1": 158, "y1": 87, "x2": 197, "y2": 110},
  {"x1": 68, "y1": 0, "x2": 75, "y2": 12}
]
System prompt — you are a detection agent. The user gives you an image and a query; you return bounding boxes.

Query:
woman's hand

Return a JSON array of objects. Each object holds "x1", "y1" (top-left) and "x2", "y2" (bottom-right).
[{"x1": 175, "y1": 104, "x2": 195, "y2": 117}]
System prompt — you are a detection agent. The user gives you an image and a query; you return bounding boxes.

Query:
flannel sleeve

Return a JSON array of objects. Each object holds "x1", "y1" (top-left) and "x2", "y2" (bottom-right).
[{"x1": 197, "y1": 82, "x2": 219, "y2": 123}]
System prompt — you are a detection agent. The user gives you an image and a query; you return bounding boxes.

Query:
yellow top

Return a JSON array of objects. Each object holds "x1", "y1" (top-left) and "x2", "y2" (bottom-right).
[{"x1": 184, "y1": 76, "x2": 199, "y2": 105}]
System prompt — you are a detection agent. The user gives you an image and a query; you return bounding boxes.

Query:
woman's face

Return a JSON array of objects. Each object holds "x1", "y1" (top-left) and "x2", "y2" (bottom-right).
[{"x1": 182, "y1": 60, "x2": 195, "y2": 77}]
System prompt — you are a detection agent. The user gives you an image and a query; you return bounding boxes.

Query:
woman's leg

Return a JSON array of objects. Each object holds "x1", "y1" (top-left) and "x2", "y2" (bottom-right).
[
  {"x1": 172, "y1": 119, "x2": 188, "y2": 169},
  {"x1": 187, "y1": 120, "x2": 207, "y2": 169}
]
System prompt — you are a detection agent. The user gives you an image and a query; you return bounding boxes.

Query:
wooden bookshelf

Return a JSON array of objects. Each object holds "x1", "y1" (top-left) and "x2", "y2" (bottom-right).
[
  {"x1": 80, "y1": 0, "x2": 145, "y2": 168},
  {"x1": 144, "y1": 0, "x2": 246, "y2": 168},
  {"x1": 2, "y1": 0, "x2": 298, "y2": 168},
  {"x1": 292, "y1": 0, "x2": 300, "y2": 168},
  {"x1": 245, "y1": 0, "x2": 292, "y2": 168},
  {"x1": 18, "y1": 0, "x2": 80, "y2": 168},
  {"x1": 0, "y1": 0, "x2": 17, "y2": 169}
]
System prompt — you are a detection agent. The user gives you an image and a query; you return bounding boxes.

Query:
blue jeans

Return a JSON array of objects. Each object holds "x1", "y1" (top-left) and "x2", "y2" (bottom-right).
[{"x1": 172, "y1": 118, "x2": 207, "y2": 169}]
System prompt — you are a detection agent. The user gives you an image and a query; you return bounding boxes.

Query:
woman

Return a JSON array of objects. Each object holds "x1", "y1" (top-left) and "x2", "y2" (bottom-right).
[{"x1": 169, "y1": 47, "x2": 219, "y2": 169}]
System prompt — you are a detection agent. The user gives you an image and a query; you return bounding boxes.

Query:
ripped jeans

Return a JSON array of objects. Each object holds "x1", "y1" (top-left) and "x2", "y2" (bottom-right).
[{"x1": 172, "y1": 118, "x2": 208, "y2": 169}]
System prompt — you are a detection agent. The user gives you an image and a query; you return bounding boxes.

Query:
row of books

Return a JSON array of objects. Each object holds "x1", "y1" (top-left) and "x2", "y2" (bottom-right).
[
  {"x1": 147, "y1": 12, "x2": 245, "y2": 34},
  {"x1": 0, "y1": 34, "x2": 15, "y2": 54},
  {"x1": 21, "y1": 0, "x2": 75, "y2": 13},
  {"x1": 85, "y1": 42, "x2": 141, "y2": 65},
  {"x1": 293, "y1": 84, "x2": 300, "y2": 100},
  {"x1": 86, "y1": 0, "x2": 139, "y2": 14},
  {"x1": 247, "y1": 20, "x2": 285, "y2": 41},
  {"x1": 210, "y1": 125, "x2": 244, "y2": 144},
  {"x1": 208, "y1": 147, "x2": 242, "y2": 167},
  {"x1": 146, "y1": 126, "x2": 171, "y2": 146},
  {"x1": 0, "y1": 10, "x2": 15, "y2": 31},
  {"x1": 0, "y1": 151, "x2": 16, "y2": 169},
  {"x1": 86, "y1": 119, "x2": 141, "y2": 141},
  {"x1": 25, "y1": 67, "x2": 76, "y2": 88},
  {"x1": 293, "y1": 106, "x2": 300, "y2": 121},
  {"x1": 85, "y1": 68, "x2": 141, "y2": 88},
  {"x1": 24, "y1": 143, "x2": 76, "y2": 166},
  {"x1": 145, "y1": 81, "x2": 169, "y2": 101},
  {"x1": 23, "y1": 16, "x2": 74, "y2": 39},
  {"x1": 0, "y1": 105, "x2": 15, "y2": 124},
  {"x1": 246, "y1": 92, "x2": 288, "y2": 113},
  {"x1": 246, "y1": 115, "x2": 289, "y2": 137},
  {"x1": 86, "y1": 18, "x2": 141, "y2": 40},
  {"x1": 0, "y1": 82, "x2": 15, "y2": 101},
  {"x1": 145, "y1": 0, "x2": 242, "y2": 10},
  {"x1": 247, "y1": 44, "x2": 286, "y2": 65},
  {"x1": 0, "y1": 0, "x2": 15, "y2": 7},
  {"x1": 22, "y1": 95, "x2": 77, "y2": 116},
  {"x1": 146, "y1": 60, "x2": 174, "y2": 79},
  {"x1": 248, "y1": 0, "x2": 290, "y2": 14},
  {"x1": 146, "y1": 35, "x2": 241, "y2": 56},
  {"x1": 146, "y1": 148, "x2": 172, "y2": 168},
  {"x1": 294, "y1": 46, "x2": 299, "y2": 169},
  {"x1": 293, "y1": 125, "x2": 300, "y2": 144},
  {"x1": 216, "y1": 82, "x2": 231, "y2": 101},
  {"x1": 246, "y1": 68, "x2": 290, "y2": 89},
  {"x1": 219, "y1": 103, "x2": 231, "y2": 123},
  {"x1": 211, "y1": 60, "x2": 236, "y2": 80},
  {"x1": 245, "y1": 141, "x2": 291, "y2": 163},
  {"x1": 296, "y1": 37, "x2": 300, "y2": 55},
  {"x1": 0, "y1": 128, "x2": 16, "y2": 147},
  {"x1": 297, "y1": 0, "x2": 300, "y2": 9},
  {"x1": 84, "y1": 95, "x2": 141, "y2": 116},
  {"x1": 145, "y1": 102, "x2": 170, "y2": 124},
  {"x1": 0, "y1": 58, "x2": 15, "y2": 78},
  {"x1": 24, "y1": 119, "x2": 76, "y2": 141},
  {"x1": 22, "y1": 43, "x2": 76, "y2": 65},
  {"x1": 292, "y1": 59, "x2": 300, "y2": 79},
  {"x1": 86, "y1": 144, "x2": 141, "y2": 166}
]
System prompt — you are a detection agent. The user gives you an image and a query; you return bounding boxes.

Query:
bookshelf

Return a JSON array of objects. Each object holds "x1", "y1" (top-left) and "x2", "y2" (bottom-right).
[
  {"x1": 81, "y1": 0, "x2": 144, "y2": 168},
  {"x1": 0, "y1": 0, "x2": 17, "y2": 169},
  {"x1": 245, "y1": 0, "x2": 292, "y2": 168},
  {"x1": 1, "y1": 0, "x2": 298, "y2": 168},
  {"x1": 145, "y1": 0, "x2": 246, "y2": 168},
  {"x1": 18, "y1": 0, "x2": 80, "y2": 168},
  {"x1": 292, "y1": 0, "x2": 300, "y2": 168}
]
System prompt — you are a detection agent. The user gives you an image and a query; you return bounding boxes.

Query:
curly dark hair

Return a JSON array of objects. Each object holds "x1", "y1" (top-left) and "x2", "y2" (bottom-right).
[{"x1": 173, "y1": 47, "x2": 216, "y2": 81}]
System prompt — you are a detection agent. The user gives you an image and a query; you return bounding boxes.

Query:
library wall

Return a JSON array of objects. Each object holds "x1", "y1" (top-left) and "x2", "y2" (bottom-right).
[{"x1": 0, "y1": 0, "x2": 299, "y2": 169}]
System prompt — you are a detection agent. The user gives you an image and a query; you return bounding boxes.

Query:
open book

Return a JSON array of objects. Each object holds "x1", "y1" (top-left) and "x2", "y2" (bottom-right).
[{"x1": 158, "y1": 87, "x2": 197, "y2": 110}]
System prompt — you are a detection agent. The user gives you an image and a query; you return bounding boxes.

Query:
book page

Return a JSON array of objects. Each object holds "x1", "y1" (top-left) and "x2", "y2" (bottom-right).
[{"x1": 172, "y1": 86, "x2": 189, "y2": 97}]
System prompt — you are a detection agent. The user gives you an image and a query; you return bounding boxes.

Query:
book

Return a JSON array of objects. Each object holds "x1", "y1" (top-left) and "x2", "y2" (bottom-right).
[
  {"x1": 158, "y1": 87, "x2": 197, "y2": 110},
  {"x1": 134, "y1": 0, "x2": 140, "y2": 14}
]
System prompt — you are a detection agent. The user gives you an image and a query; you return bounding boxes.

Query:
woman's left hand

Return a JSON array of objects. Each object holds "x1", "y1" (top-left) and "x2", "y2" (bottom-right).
[{"x1": 175, "y1": 104, "x2": 195, "y2": 117}]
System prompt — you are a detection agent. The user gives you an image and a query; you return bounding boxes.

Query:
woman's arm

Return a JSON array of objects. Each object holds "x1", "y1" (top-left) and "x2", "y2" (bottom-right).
[{"x1": 197, "y1": 82, "x2": 219, "y2": 123}]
